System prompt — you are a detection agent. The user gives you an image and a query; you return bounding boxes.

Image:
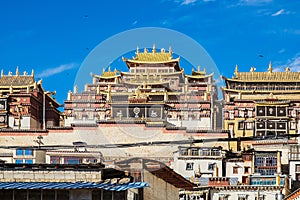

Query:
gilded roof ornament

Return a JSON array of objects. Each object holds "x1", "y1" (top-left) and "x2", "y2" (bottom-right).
[
  {"x1": 23, "y1": 71, "x2": 27, "y2": 76},
  {"x1": 198, "y1": 66, "x2": 201, "y2": 72},
  {"x1": 152, "y1": 44, "x2": 156, "y2": 53},
  {"x1": 268, "y1": 61, "x2": 273, "y2": 73},
  {"x1": 250, "y1": 67, "x2": 256, "y2": 72},
  {"x1": 16, "y1": 66, "x2": 19, "y2": 76},
  {"x1": 136, "y1": 46, "x2": 139, "y2": 54},
  {"x1": 234, "y1": 64, "x2": 239, "y2": 76},
  {"x1": 8, "y1": 71, "x2": 12, "y2": 76},
  {"x1": 144, "y1": 48, "x2": 148, "y2": 53},
  {"x1": 161, "y1": 48, "x2": 165, "y2": 53},
  {"x1": 1, "y1": 70, "x2": 3, "y2": 77},
  {"x1": 169, "y1": 46, "x2": 172, "y2": 54},
  {"x1": 31, "y1": 69, "x2": 34, "y2": 77},
  {"x1": 285, "y1": 67, "x2": 290, "y2": 72}
]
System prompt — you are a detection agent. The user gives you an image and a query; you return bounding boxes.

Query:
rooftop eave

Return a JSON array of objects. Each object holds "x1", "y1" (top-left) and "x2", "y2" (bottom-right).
[{"x1": 123, "y1": 57, "x2": 180, "y2": 65}]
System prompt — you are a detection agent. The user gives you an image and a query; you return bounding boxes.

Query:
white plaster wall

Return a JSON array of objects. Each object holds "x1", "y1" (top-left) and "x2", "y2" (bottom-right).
[
  {"x1": 226, "y1": 162, "x2": 245, "y2": 183},
  {"x1": 289, "y1": 160, "x2": 300, "y2": 181},
  {"x1": 210, "y1": 189, "x2": 284, "y2": 200}
]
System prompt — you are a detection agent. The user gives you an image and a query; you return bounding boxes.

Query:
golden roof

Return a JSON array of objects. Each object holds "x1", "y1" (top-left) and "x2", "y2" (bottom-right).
[
  {"x1": 123, "y1": 45, "x2": 180, "y2": 63},
  {"x1": 0, "y1": 68, "x2": 35, "y2": 86},
  {"x1": 92, "y1": 67, "x2": 120, "y2": 79},
  {"x1": 226, "y1": 62, "x2": 300, "y2": 82}
]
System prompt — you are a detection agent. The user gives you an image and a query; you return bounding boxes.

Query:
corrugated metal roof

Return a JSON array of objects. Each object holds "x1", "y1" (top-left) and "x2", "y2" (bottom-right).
[{"x1": 0, "y1": 181, "x2": 148, "y2": 191}]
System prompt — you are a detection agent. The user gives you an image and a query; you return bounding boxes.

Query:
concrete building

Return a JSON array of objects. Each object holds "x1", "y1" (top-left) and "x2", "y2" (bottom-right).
[
  {"x1": 115, "y1": 158, "x2": 195, "y2": 200},
  {"x1": 0, "y1": 163, "x2": 148, "y2": 200},
  {"x1": 222, "y1": 64, "x2": 300, "y2": 150},
  {"x1": 172, "y1": 146, "x2": 225, "y2": 183}
]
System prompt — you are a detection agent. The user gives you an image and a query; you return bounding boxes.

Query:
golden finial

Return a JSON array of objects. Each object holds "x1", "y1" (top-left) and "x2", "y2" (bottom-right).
[
  {"x1": 108, "y1": 66, "x2": 111, "y2": 72},
  {"x1": 161, "y1": 48, "x2": 165, "y2": 53},
  {"x1": 74, "y1": 85, "x2": 78, "y2": 94},
  {"x1": 144, "y1": 48, "x2": 148, "y2": 53},
  {"x1": 31, "y1": 69, "x2": 34, "y2": 77},
  {"x1": 203, "y1": 67, "x2": 206, "y2": 74},
  {"x1": 8, "y1": 71, "x2": 12, "y2": 76},
  {"x1": 268, "y1": 61, "x2": 273, "y2": 72},
  {"x1": 102, "y1": 68, "x2": 105, "y2": 74},
  {"x1": 1, "y1": 70, "x2": 3, "y2": 77},
  {"x1": 16, "y1": 66, "x2": 19, "y2": 76},
  {"x1": 192, "y1": 68, "x2": 194, "y2": 73},
  {"x1": 250, "y1": 67, "x2": 255, "y2": 72},
  {"x1": 198, "y1": 66, "x2": 201, "y2": 72},
  {"x1": 234, "y1": 64, "x2": 239, "y2": 75},
  {"x1": 152, "y1": 44, "x2": 156, "y2": 53},
  {"x1": 136, "y1": 46, "x2": 139, "y2": 54},
  {"x1": 169, "y1": 46, "x2": 172, "y2": 54},
  {"x1": 285, "y1": 67, "x2": 290, "y2": 72},
  {"x1": 23, "y1": 71, "x2": 27, "y2": 76}
]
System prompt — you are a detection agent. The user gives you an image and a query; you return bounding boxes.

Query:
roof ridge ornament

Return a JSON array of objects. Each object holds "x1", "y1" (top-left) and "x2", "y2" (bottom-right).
[
  {"x1": 136, "y1": 46, "x2": 139, "y2": 54},
  {"x1": 152, "y1": 44, "x2": 156, "y2": 53},
  {"x1": 268, "y1": 61, "x2": 272, "y2": 73},
  {"x1": 285, "y1": 67, "x2": 290, "y2": 72},
  {"x1": 1, "y1": 70, "x2": 3, "y2": 77},
  {"x1": 16, "y1": 66, "x2": 19, "y2": 76},
  {"x1": 234, "y1": 64, "x2": 239, "y2": 76},
  {"x1": 250, "y1": 67, "x2": 256, "y2": 72}
]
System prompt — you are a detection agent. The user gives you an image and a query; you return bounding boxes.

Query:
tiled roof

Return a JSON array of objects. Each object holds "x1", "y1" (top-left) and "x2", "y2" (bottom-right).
[
  {"x1": 0, "y1": 181, "x2": 149, "y2": 191},
  {"x1": 0, "y1": 76, "x2": 34, "y2": 86}
]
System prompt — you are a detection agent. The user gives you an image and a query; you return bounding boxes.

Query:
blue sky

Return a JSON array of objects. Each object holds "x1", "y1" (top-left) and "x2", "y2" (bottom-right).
[{"x1": 0, "y1": 0, "x2": 299, "y2": 105}]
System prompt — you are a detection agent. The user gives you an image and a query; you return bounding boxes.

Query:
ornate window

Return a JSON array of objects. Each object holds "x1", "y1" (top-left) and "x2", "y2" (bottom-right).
[{"x1": 186, "y1": 163, "x2": 194, "y2": 170}]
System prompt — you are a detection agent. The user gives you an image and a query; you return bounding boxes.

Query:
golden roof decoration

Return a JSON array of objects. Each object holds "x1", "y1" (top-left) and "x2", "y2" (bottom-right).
[
  {"x1": 229, "y1": 62, "x2": 300, "y2": 82},
  {"x1": 192, "y1": 66, "x2": 206, "y2": 76},
  {"x1": 123, "y1": 45, "x2": 179, "y2": 63},
  {"x1": 0, "y1": 68, "x2": 35, "y2": 86}
]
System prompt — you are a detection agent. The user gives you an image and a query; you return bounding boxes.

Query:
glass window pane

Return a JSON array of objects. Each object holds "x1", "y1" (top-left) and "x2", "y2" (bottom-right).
[
  {"x1": 16, "y1": 149, "x2": 23, "y2": 156},
  {"x1": 25, "y1": 149, "x2": 33, "y2": 156},
  {"x1": 25, "y1": 159, "x2": 33, "y2": 164},
  {"x1": 15, "y1": 159, "x2": 23, "y2": 164}
]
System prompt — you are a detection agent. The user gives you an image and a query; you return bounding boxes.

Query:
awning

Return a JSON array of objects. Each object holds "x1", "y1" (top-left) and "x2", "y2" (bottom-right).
[{"x1": 0, "y1": 182, "x2": 149, "y2": 191}]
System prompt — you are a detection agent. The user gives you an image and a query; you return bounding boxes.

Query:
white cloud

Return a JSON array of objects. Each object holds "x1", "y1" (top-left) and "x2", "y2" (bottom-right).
[
  {"x1": 271, "y1": 9, "x2": 291, "y2": 16},
  {"x1": 278, "y1": 48, "x2": 285, "y2": 54},
  {"x1": 273, "y1": 54, "x2": 300, "y2": 72},
  {"x1": 36, "y1": 63, "x2": 77, "y2": 78},
  {"x1": 237, "y1": 0, "x2": 273, "y2": 6},
  {"x1": 181, "y1": 0, "x2": 197, "y2": 5}
]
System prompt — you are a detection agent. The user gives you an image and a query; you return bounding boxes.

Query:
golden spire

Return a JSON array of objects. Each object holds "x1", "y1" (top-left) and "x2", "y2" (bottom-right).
[
  {"x1": 285, "y1": 67, "x2": 290, "y2": 72},
  {"x1": 161, "y1": 48, "x2": 165, "y2": 53},
  {"x1": 152, "y1": 44, "x2": 156, "y2": 53},
  {"x1": 268, "y1": 61, "x2": 273, "y2": 72},
  {"x1": 234, "y1": 64, "x2": 239, "y2": 76},
  {"x1": 250, "y1": 67, "x2": 255, "y2": 72},
  {"x1": 23, "y1": 71, "x2": 27, "y2": 76},
  {"x1": 169, "y1": 46, "x2": 172, "y2": 54},
  {"x1": 16, "y1": 66, "x2": 19, "y2": 76},
  {"x1": 144, "y1": 48, "x2": 148, "y2": 53},
  {"x1": 1, "y1": 70, "x2": 3, "y2": 77},
  {"x1": 31, "y1": 69, "x2": 34, "y2": 77},
  {"x1": 136, "y1": 46, "x2": 139, "y2": 54},
  {"x1": 198, "y1": 66, "x2": 201, "y2": 72},
  {"x1": 108, "y1": 66, "x2": 111, "y2": 72},
  {"x1": 102, "y1": 68, "x2": 105, "y2": 74}
]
